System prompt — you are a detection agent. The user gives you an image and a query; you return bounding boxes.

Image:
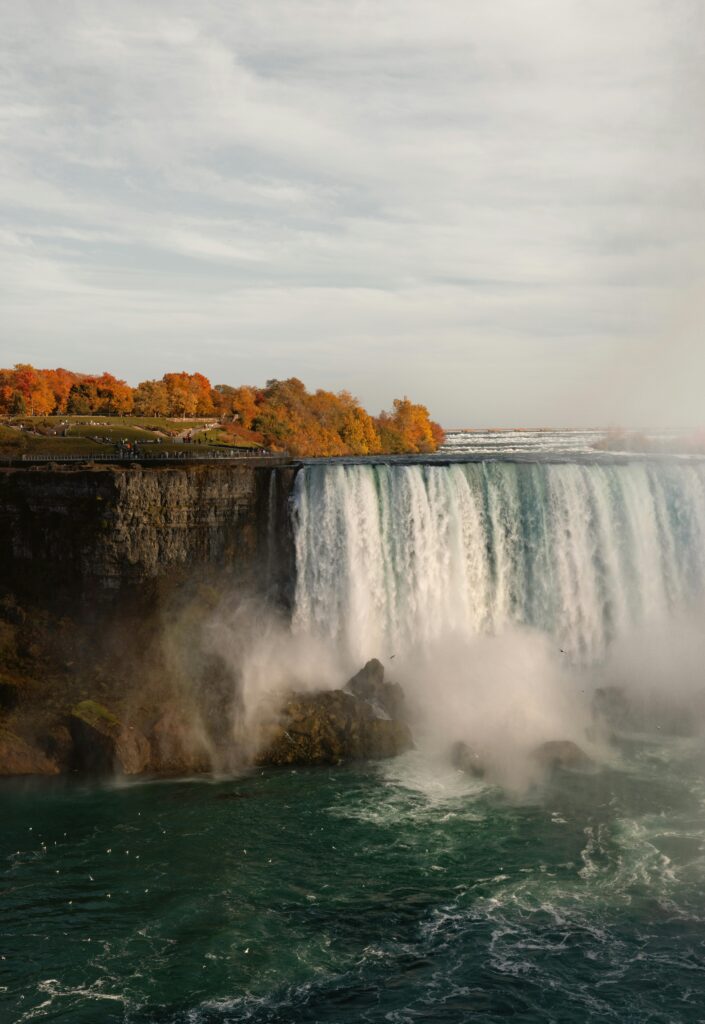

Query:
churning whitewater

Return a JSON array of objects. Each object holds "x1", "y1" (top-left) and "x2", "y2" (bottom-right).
[{"x1": 293, "y1": 460, "x2": 705, "y2": 664}]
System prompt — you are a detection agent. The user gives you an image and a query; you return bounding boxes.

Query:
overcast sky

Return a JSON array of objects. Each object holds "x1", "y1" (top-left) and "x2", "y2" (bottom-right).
[{"x1": 1, "y1": 0, "x2": 703, "y2": 426}]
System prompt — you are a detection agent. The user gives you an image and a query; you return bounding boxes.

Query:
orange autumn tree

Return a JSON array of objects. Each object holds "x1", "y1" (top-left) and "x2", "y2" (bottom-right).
[
  {"x1": 161, "y1": 373, "x2": 215, "y2": 417},
  {"x1": 245, "y1": 378, "x2": 373, "y2": 456},
  {"x1": 95, "y1": 373, "x2": 134, "y2": 415},
  {"x1": 0, "y1": 364, "x2": 445, "y2": 455},
  {"x1": 238, "y1": 378, "x2": 442, "y2": 456},
  {"x1": 9, "y1": 364, "x2": 55, "y2": 416},
  {"x1": 375, "y1": 397, "x2": 442, "y2": 454},
  {"x1": 132, "y1": 379, "x2": 170, "y2": 416},
  {"x1": 212, "y1": 385, "x2": 260, "y2": 427},
  {"x1": 43, "y1": 368, "x2": 78, "y2": 414}
]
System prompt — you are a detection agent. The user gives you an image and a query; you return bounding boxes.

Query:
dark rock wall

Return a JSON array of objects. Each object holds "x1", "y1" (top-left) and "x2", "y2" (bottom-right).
[
  {"x1": 0, "y1": 461, "x2": 298, "y2": 607},
  {"x1": 0, "y1": 461, "x2": 300, "y2": 772}
]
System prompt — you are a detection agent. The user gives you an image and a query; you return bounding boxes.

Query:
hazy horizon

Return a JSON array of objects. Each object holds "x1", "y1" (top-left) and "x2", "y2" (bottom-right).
[{"x1": 1, "y1": 1, "x2": 704, "y2": 428}]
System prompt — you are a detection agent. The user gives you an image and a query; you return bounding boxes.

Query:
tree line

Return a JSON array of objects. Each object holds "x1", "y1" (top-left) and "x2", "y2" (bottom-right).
[{"x1": 0, "y1": 365, "x2": 444, "y2": 455}]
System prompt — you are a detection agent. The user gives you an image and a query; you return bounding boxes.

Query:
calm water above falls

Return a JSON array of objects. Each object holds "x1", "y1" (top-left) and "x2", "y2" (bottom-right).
[{"x1": 4, "y1": 443, "x2": 705, "y2": 1022}]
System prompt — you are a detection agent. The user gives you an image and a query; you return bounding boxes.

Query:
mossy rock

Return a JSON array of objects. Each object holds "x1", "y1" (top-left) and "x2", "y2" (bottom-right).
[
  {"x1": 69, "y1": 700, "x2": 149, "y2": 775},
  {"x1": 255, "y1": 688, "x2": 413, "y2": 767},
  {"x1": 72, "y1": 700, "x2": 121, "y2": 731}
]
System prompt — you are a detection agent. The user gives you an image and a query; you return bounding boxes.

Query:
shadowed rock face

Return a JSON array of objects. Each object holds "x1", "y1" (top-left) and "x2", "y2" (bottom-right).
[
  {"x1": 255, "y1": 689, "x2": 413, "y2": 766},
  {"x1": 0, "y1": 728, "x2": 59, "y2": 776},
  {"x1": 68, "y1": 701, "x2": 150, "y2": 775},
  {"x1": 0, "y1": 462, "x2": 299, "y2": 777},
  {"x1": 0, "y1": 677, "x2": 20, "y2": 712},
  {"x1": 0, "y1": 462, "x2": 296, "y2": 603}
]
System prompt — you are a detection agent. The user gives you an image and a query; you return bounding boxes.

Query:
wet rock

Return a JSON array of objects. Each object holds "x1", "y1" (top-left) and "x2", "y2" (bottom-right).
[
  {"x1": 148, "y1": 706, "x2": 211, "y2": 774},
  {"x1": 0, "y1": 728, "x2": 59, "y2": 775},
  {"x1": 255, "y1": 689, "x2": 413, "y2": 766},
  {"x1": 69, "y1": 700, "x2": 150, "y2": 775},
  {"x1": 345, "y1": 658, "x2": 406, "y2": 720},
  {"x1": 450, "y1": 740, "x2": 485, "y2": 778},
  {"x1": 532, "y1": 739, "x2": 593, "y2": 771}
]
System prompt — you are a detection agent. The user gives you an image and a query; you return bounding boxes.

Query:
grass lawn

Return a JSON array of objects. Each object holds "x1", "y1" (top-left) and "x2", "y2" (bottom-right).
[
  {"x1": 0, "y1": 426, "x2": 108, "y2": 457},
  {"x1": 7, "y1": 415, "x2": 216, "y2": 434},
  {"x1": 66, "y1": 424, "x2": 159, "y2": 442},
  {"x1": 0, "y1": 421, "x2": 263, "y2": 458},
  {"x1": 191, "y1": 428, "x2": 260, "y2": 449}
]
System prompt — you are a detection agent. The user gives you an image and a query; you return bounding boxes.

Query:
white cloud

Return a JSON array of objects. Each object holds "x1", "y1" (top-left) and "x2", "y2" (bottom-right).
[{"x1": 0, "y1": 0, "x2": 703, "y2": 424}]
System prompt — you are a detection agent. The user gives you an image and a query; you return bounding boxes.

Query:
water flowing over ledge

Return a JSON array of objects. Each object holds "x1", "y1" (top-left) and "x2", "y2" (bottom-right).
[{"x1": 292, "y1": 460, "x2": 705, "y2": 664}]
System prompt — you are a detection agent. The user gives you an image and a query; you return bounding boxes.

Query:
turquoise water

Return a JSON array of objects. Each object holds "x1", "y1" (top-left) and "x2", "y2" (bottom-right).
[{"x1": 4, "y1": 740, "x2": 705, "y2": 1023}]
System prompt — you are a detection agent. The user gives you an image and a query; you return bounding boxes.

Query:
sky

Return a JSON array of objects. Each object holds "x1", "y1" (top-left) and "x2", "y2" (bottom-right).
[{"x1": 1, "y1": 0, "x2": 703, "y2": 427}]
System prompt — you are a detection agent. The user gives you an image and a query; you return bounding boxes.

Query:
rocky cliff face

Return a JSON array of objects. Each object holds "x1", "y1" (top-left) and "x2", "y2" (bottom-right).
[
  {"x1": 0, "y1": 460, "x2": 296, "y2": 604},
  {"x1": 0, "y1": 461, "x2": 298, "y2": 774}
]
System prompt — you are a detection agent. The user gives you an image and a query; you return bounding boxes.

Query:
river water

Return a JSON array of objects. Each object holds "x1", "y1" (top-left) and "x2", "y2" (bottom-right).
[
  {"x1": 3, "y1": 743, "x2": 705, "y2": 1023},
  {"x1": 3, "y1": 431, "x2": 705, "y2": 1022}
]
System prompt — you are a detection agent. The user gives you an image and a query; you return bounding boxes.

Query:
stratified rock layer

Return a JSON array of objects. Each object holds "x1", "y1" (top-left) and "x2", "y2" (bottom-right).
[{"x1": 0, "y1": 462, "x2": 295, "y2": 601}]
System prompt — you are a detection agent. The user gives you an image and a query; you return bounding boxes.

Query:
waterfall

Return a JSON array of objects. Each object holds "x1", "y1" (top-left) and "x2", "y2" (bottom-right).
[{"x1": 292, "y1": 460, "x2": 705, "y2": 664}]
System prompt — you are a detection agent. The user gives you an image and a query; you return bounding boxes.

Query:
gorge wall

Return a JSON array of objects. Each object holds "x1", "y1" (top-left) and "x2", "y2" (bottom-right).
[
  {"x1": 0, "y1": 460, "x2": 297, "y2": 605},
  {"x1": 0, "y1": 461, "x2": 299, "y2": 774}
]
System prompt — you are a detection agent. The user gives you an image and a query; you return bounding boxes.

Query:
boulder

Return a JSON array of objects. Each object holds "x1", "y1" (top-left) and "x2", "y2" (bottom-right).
[
  {"x1": 532, "y1": 739, "x2": 592, "y2": 771},
  {"x1": 450, "y1": 740, "x2": 485, "y2": 778},
  {"x1": 255, "y1": 689, "x2": 413, "y2": 766},
  {"x1": 69, "y1": 700, "x2": 150, "y2": 775},
  {"x1": 0, "y1": 728, "x2": 59, "y2": 776},
  {"x1": 345, "y1": 658, "x2": 406, "y2": 720}
]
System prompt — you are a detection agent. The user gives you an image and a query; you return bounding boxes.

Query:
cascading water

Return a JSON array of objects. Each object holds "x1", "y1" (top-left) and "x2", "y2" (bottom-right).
[{"x1": 293, "y1": 460, "x2": 705, "y2": 664}]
